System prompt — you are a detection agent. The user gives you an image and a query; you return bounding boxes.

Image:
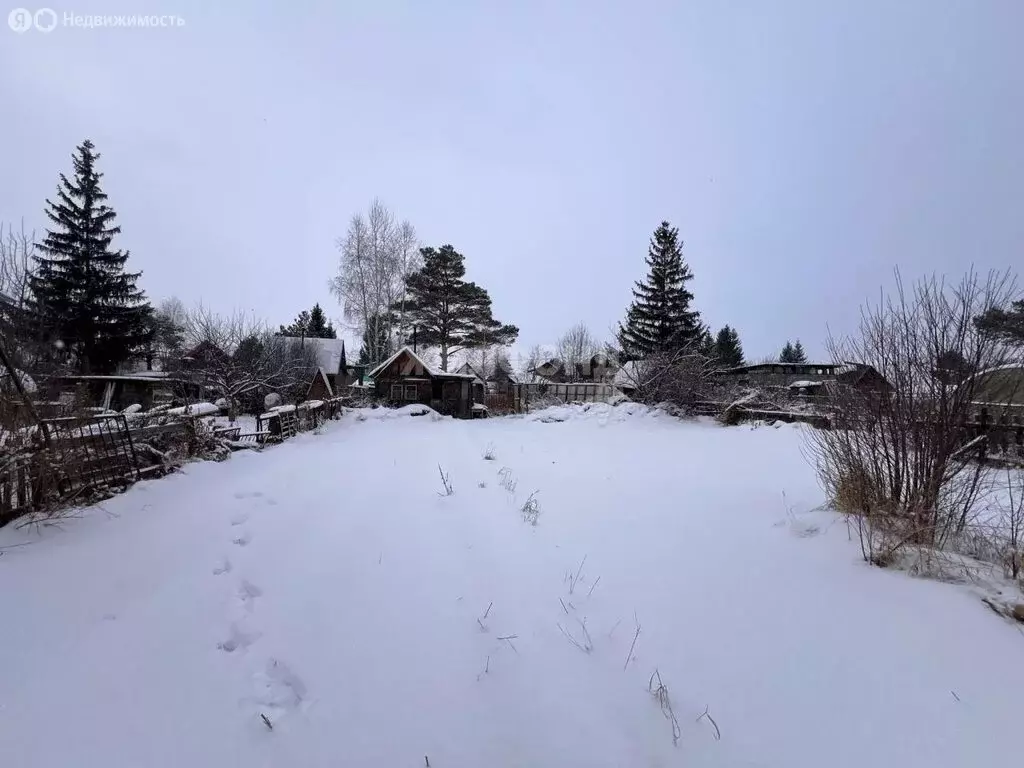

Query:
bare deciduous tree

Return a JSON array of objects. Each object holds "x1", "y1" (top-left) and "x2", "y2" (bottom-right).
[
  {"x1": 0, "y1": 221, "x2": 34, "y2": 307},
  {"x1": 623, "y1": 342, "x2": 715, "y2": 407},
  {"x1": 328, "y1": 199, "x2": 420, "y2": 364},
  {"x1": 0, "y1": 220, "x2": 56, "y2": 383},
  {"x1": 556, "y1": 322, "x2": 600, "y2": 382},
  {"x1": 175, "y1": 305, "x2": 318, "y2": 422},
  {"x1": 805, "y1": 269, "x2": 1020, "y2": 563}
]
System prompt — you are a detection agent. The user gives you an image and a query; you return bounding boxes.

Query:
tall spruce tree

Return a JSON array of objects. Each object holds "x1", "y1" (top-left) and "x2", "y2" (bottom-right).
[
  {"x1": 617, "y1": 221, "x2": 701, "y2": 360},
  {"x1": 279, "y1": 302, "x2": 336, "y2": 338},
  {"x1": 29, "y1": 139, "x2": 151, "y2": 373},
  {"x1": 400, "y1": 244, "x2": 518, "y2": 371},
  {"x1": 712, "y1": 325, "x2": 744, "y2": 368}
]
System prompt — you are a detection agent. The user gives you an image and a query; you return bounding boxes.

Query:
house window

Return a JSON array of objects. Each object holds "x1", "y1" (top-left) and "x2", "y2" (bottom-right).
[
  {"x1": 390, "y1": 384, "x2": 403, "y2": 401},
  {"x1": 404, "y1": 385, "x2": 418, "y2": 400}
]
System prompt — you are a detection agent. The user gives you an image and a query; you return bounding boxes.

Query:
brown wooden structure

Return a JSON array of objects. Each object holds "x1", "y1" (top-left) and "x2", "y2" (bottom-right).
[{"x1": 369, "y1": 347, "x2": 477, "y2": 418}]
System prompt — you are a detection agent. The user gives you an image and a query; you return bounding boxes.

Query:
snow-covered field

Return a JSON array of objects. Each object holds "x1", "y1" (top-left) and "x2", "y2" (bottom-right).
[{"x1": 2, "y1": 405, "x2": 1023, "y2": 767}]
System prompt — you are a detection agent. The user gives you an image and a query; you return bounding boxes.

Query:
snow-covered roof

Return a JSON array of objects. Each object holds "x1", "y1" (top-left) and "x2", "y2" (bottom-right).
[
  {"x1": 368, "y1": 346, "x2": 438, "y2": 379},
  {"x1": 368, "y1": 347, "x2": 476, "y2": 380},
  {"x1": 788, "y1": 380, "x2": 824, "y2": 388},
  {"x1": 280, "y1": 337, "x2": 349, "y2": 374}
]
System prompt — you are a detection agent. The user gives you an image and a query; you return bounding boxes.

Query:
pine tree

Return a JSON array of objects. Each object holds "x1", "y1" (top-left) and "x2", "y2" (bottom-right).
[
  {"x1": 29, "y1": 139, "x2": 152, "y2": 373},
  {"x1": 712, "y1": 325, "x2": 744, "y2": 368},
  {"x1": 975, "y1": 299, "x2": 1024, "y2": 347},
  {"x1": 617, "y1": 221, "x2": 701, "y2": 360},
  {"x1": 400, "y1": 244, "x2": 518, "y2": 371},
  {"x1": 279, "y1": 303, "x2": 336, "y2": 338}
]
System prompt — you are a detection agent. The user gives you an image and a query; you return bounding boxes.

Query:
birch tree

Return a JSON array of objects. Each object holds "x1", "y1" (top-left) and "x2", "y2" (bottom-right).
[{"x1": 329, "y1": 199, "x2": 420, "y2": 365}]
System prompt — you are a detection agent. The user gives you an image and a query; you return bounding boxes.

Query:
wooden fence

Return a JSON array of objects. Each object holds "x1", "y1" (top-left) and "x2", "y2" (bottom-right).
[{"x1": 1, "y1": 397, "x2": 349, "y2": 527}]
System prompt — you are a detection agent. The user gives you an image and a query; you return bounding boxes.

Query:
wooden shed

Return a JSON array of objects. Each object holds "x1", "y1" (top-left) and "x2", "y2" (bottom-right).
[{"x1": 368, "y1": 347, "x2": 477, "y2": 418}]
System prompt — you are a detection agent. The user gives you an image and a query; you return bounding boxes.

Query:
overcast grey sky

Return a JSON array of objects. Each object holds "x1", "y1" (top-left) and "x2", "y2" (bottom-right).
[{"x1": 1, "y1": 0, "x2": 1021, "y2": 360}]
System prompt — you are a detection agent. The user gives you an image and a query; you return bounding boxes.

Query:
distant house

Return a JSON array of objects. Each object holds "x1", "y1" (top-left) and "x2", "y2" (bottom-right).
[
  {"x1": 369, "y1": 347, "x2": 477, "y2": 418},
  {"x1": 278, "y1": 337, "x2": 367, "y2": 396},
  {"x1": 306, "y1": 368, "x2": 334, "y2": 402},
  {"x1": 41, "y1": 373, "x2": 199, "y2": 412},
  {"x1": 717, "y1": 362, "x2": 841, "y2": 388},
  {"x1": 966, "y1": 364, "x2": 1024, "y2": 417},
  {"x1": 453, "y1": 361, "x2": 487, "y2": 403},
  {"x1": 532, "y1": 353, "x2": 619, "y2": 384},
  {"x1": 490, "y1": 362, "x2": 520, "y2": 394}
]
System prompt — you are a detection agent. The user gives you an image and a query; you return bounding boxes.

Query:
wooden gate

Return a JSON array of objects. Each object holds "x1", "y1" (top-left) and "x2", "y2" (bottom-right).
[{"x1": 40, "y1": 413, "x2": 141, "y2": 493}]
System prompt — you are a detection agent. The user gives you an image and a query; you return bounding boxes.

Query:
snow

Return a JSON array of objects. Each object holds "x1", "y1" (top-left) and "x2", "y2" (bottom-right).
[
  {"x1": 1, "y1": 406, "x2": 1023, "y2": 767},
  {"x1": 166, "y1": 402, "x2": 222, "y2": 417},
  {"x1": 788, "y1": 379, "x2": 823, "y2": 388}
]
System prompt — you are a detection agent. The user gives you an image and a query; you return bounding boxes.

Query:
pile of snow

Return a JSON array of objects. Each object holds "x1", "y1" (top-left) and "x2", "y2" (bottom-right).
[
  {"x1": 166, "y1": 402, "x2": 221, "y2": 418},
  {"x1": 2, "y1": 412, "x2": 1023, "y2": 766},
  {"x1": 525, "y1": 401, "x2": 664, "y2": 424},
  {"x1": 344, "y1": 403, "x2": 445, "y2": 422}
]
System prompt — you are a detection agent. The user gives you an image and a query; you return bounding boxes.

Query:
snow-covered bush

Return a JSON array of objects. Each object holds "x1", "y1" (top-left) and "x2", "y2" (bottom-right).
[{"x1": 806, "y1": 270, "x2": 1019, "y2": 565}]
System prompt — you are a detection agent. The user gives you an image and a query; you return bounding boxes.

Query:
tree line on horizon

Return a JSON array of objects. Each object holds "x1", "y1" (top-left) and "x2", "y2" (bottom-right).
[{"x1": 5, "y1": 139, "x2": 1023, "y2": 389}]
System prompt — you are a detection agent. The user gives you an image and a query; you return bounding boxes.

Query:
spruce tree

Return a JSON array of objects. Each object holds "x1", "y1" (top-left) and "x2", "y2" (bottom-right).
[
  {"x1": 29, "y1": 139, "x2": 152, "y2": 373},
  {"x1": 617, "y1": 221, "x2": 701, "y2": 360},
  {"x1": 337, "y1": 340, "x2": 349, "y2": 377},
  {"x1": 357, "y1": 312, "x2": 392, "y2": 365},
  {"x1": 280, "y1": 303, "x2": 336, "y2": 338},
  {"x1": 712, "y1": 325, "x2": 744, "y2": 368},
  {"x1": 780, "y1": 340, "x2": 808, "y2": 364},
  {"x1": 400, "y1": 244, "x2": 518, "y2": 371},
  {"x1": 306, "y1": 303, "x2": 336, "y2": 338}
]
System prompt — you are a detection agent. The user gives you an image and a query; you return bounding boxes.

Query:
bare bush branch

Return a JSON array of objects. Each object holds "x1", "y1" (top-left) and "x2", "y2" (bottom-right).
[{"x1": 805, "y1": 269, "x2": 1021, "y2": 563}]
